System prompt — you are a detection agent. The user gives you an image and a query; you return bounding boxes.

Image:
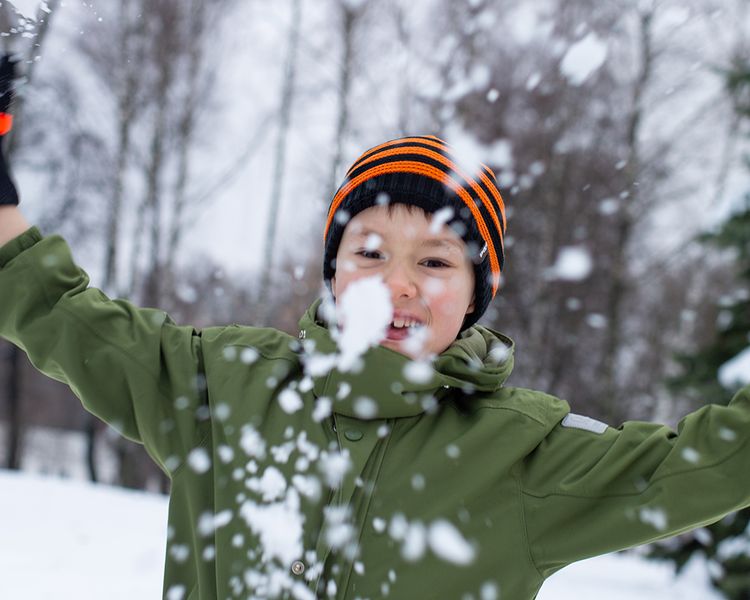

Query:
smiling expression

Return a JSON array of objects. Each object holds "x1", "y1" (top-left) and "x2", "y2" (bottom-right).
[{"x1": 331, "y1": 204, "x2": 476, "y2": 360}]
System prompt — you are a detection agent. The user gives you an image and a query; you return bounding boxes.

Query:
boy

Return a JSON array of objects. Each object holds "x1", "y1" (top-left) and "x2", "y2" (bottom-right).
[{"x1": 1, "y1": 63, "x2": 749, "y2": 599}]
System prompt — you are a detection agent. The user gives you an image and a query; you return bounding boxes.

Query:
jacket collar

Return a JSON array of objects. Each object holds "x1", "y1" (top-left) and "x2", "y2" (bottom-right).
[{"x1": 297, "y1": 300, "x2": 515, "y2": 420}]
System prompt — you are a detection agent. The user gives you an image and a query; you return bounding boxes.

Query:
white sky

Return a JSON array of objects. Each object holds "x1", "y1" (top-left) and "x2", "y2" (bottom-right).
[{"x1": 7, "y1": 0, "x2": 750, "y2": 289}]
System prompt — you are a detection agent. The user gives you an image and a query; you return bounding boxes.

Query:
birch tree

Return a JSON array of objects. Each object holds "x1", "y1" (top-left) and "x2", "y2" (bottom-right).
[{"x1": 256, "y1": 0, "x2": 303, "y2": 323}]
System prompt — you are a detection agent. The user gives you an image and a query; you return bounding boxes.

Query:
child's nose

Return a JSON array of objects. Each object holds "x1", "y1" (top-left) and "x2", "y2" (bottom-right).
[{"x1": 383, "y1": 263, "x2": 417, "y2": 298}]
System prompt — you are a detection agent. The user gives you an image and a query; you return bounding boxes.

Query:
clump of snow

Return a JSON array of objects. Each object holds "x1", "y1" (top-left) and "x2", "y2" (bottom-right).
[
  {"x1": 295, "y1": 431, "x2": 319, "y2": 462},
  {"x1": 598, "y1": 197, "x2": 619, "y2": 215},
  {"x1": 240, "y1": 347, "x2": 259, "y2": 365},
  {"x1": 187, "y1": 447, "x2": 211, "y2": 474},
  {"x1": 402, "y1": 325, "x2": 430, "y2": 357},
  {"x1": 443, "y1": 126, "x2": 498, "y2": 178},
  {"x1": 545, "y1": 246, "x2": 593, "y2": 281},
  {"x1": 311, "y1": 397, "x2": 332, "y2": 422},
  {"x1": 166, "y1": 585, "x2": 186, "y2": 600},
  {"x1": 388, "y1": 514, "x2": 475, "y2": 565},
  {"x1": 332, "y1": 276, "x2": 393, "y2": 372},
  {"x1": 401, "y1": 521, "x2": 427, "y2": 561},
  {"x1": 353, "y1": 396, "x2": 378, "y2": 418},
  {"x1": 239, "y1": 488, "x2": 304, "y2": 566},
  {"x1": 586, "y1": 313, "x2": 608, "y2": 329},
  {"x1": 429, "y1": 207, "x2": 455, "y2": 234},
  {"x1": 658, "y1": 6, "x2": 691, "y2": 29},
  {"x1": 239, "y1": 425, "x2": 267, "y2": 459},
  {"x1": 304, "y1": 353, "x2": 339, "y2": 378},
  {"x1": 278, "y1": 388, "x2": 304, "y2": 414},
  {"x1": 428, "y1": 519, "x2": 476, "y2": 565},
  {"x1": 291, "y1": 474, "x2": 321, "y2": 501},
  {"x1": 364, "y1": 233, "x2": 382, "y2": 251},
  {"x1": 197, "y1": 510, "x2": 233, "y2": 537},
  {"x1": 318, "y1": 449, "x2": 351, "y2": 488},
  {"x1": 681, "y1": 447, "x2": 700, "y2": 464},
  {"x1": 716, "y1": 534, "x2": 750, "y2": 560},
  {"x1": 488, "y1": 342, "x2": 511, "y2": 364},
  {"x1": 213, "y1": 403, "x2": 231, "y2": 421},
  {"x1": 218, "y1": 445, "x2": 234, "y2": 463},
  {"x1": 169, "y1": 544, "x2": 190, "y2": 562},
  {"x1": 270, "y1": 441, "x2": 295, "y2": 464},
  {"x1": 485, "y1": 138, "x2": 514, "y2": 171},
  {"x1": 560, "y1": 33, "x2": 608, "y2": 85},
  {"x1": 323, "y1": 505, "x2": 357, "y2": 552},
  {"x1": 526, "y1": 72, "x2": 542, "y2": 90},
  {"x1": 403, "y1": 360, "x2": 434, "y2": 384},
  {"x1": 389, "y1": 514, "x2": 427, "y2": 561},
  {"x1": 718, "y1": 346, "x2": 750, "y2": 386},
  {"x1": 480, "y1": 581, "x2": 499, "y2": 600},
  {"x1": 246, "y1": 466, "x2": 287, "y2": 502},
  {"x1": 639, "y1": 507, "x2": 668, "y2": 531}
]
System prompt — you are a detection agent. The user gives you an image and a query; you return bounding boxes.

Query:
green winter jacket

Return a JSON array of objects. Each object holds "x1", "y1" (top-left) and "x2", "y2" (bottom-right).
[{"x1": 1, "y1": 227, "x2": 750, "y2": 600}]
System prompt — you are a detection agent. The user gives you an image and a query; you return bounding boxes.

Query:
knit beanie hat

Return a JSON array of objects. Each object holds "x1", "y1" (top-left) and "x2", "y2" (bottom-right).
[{"x1": 323, "y1": 135, "x2": 507, "y2": 330}]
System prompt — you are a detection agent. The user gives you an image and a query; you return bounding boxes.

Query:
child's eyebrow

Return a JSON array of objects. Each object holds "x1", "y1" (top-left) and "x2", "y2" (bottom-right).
[
  {"x1": 351, "y1": 229, "x2": 462, "y2": 253},
  {"x1": 420, "y1": 238, "x2": 463, "y2": 253}
]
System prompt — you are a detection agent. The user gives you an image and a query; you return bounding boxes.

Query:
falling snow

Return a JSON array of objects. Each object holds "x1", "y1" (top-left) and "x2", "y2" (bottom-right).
[{"x1": 560, "y1": 32, "x2": 608, "y2": 85}]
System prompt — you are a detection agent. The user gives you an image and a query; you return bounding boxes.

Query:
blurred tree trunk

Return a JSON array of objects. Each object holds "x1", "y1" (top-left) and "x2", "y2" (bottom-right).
[
  {"x1": 257, "y1": 0, "x2": 302, "y2": 324},
  {"x1": 164, "y1": 0, "x2": 220, "y2": 296},
  {"x1": 102, "y1": 0, "x2": 147, "y2": 296},
  {"x1": 4, "y1": 344, "x2": 21, "y2": 469},
  {"x1": 600, "y1": 8, "x2": 654, "y2": 422},
  {"x1": 325, "y1": 0, "x2": 365, "y2": 203},
  {"x1": 141, "y1": 63, "x2": 175, "y2": 308}
]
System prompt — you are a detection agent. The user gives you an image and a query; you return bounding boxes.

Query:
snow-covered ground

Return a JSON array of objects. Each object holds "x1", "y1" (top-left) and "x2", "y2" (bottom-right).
[{"x1": 0, "y1": 469, "x2": 722, "y2": 600}]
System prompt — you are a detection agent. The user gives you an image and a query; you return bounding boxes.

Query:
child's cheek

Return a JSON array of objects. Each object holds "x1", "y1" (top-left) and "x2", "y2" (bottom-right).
[
  {"x1": 423, "y1": 279, "x2": 461, "y2": 313},
  {"x1": 423, "y1": 278, "x2": 446, "y2": 298},
  {"x1": 339, "y1": 259, "x2": 357, "y2": 273}
]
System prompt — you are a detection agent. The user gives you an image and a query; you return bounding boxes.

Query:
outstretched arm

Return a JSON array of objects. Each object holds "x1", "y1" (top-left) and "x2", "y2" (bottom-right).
[
  {"x1": 519, "y1": 386, "x2": 750, "y2": 577},
  {"x1": 0, "y1": 54, "x2": 207, "y2": 474}
]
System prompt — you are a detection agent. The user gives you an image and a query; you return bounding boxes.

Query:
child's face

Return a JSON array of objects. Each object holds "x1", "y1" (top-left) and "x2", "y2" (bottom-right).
[{"x1": 331, "y1": 203, "x2": 476, "y2": 360}]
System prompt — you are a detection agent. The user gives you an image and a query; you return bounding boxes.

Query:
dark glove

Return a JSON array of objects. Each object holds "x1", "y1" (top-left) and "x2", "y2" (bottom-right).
[{"x1": 0, "y1": 53, "x2": 19, "y2": 206}]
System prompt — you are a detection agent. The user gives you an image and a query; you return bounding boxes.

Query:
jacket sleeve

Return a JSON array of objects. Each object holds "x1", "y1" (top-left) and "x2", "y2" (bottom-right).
[
  {"x1": 0, "y1": 227, "x2": 209, "y2": 474},
  {"x1": 519, "y1": 385, "x2": 750, "y2": 578}
]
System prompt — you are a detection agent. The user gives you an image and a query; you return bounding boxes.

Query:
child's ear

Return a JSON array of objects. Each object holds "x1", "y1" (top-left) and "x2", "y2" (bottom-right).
[{"x1": 466, "y1": 295, "x2": 475, "y2": 315}]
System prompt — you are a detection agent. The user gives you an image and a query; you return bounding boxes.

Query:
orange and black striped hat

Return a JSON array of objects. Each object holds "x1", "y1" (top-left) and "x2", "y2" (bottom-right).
[{"x1": 323, "y1": 135, "x2": 507, "y2": 329}]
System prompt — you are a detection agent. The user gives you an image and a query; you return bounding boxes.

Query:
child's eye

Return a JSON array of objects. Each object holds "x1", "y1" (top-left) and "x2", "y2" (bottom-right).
[
  {"x1": 356, "y1": 249, "x2": 383, "y2": 260},
  {"x1": 422, "y1": 258, "x2": 450, "y2": 268}
]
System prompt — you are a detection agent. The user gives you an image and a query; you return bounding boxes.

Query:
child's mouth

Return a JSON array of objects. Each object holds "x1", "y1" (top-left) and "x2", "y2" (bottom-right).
[
  {"x1": 385, "y1": 320, "x2": 425, "y2": 341},
  {"x1": 385, "y1": 325, "x2": 411, "y2": 341}
]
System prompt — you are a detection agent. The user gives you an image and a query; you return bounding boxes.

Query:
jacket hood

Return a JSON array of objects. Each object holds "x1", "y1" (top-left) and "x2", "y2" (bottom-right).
[{"x1": 297, "y1": 299, "x2": 515, "y2": 420}]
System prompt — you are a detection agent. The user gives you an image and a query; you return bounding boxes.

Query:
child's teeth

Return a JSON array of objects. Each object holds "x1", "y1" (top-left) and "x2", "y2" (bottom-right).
[{"x1": 392, "y1": 318, "x2": 420, "y2": 328}]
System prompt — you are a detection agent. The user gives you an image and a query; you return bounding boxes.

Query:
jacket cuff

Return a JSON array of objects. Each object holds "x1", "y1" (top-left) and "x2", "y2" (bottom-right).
[{"x1": 0, "y1": 226, "x2": 43, "y2": 268}]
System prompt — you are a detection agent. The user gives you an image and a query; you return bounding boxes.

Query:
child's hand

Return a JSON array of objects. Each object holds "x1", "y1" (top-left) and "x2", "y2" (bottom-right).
[{"x1": 0, "y1": 53, "x2": 19, "y2": 207}]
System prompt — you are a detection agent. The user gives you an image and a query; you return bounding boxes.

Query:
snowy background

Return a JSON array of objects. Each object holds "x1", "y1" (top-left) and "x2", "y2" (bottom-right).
[
  {"x1": 1, "y1": 0, "x2": 750, "y2": 598},
  {"x1": 0, "y1": 470, "x2": 722, "y2": 599}
]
